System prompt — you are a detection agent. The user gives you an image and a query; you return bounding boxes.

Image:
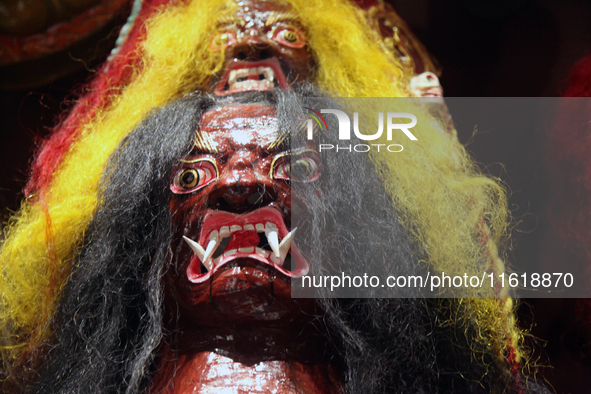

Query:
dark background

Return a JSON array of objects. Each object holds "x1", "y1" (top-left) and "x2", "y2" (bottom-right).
[{"x1": 2, "y1": 0, "x2": 591, "y2": 392}]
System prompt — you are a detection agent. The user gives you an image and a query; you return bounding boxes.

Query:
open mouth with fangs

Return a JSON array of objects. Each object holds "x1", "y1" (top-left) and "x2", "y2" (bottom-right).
[
  {"x1": 213, "y1": 58, "x2": 288, "y2": 96},
  {"x1": 183, "y1": 207, "x2": 309, "y2": 283}
]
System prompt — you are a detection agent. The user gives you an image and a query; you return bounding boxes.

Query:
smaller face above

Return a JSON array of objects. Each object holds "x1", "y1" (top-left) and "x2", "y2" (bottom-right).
[
  {"x1": 169, "y1": 104, "x2": 320, "y2": 322},
  {"x1": 409, "y1": 71, "x2": 443, "y2": 98},
  {"x1": 209, "y1": 0, "x2": 314, "y2": 95}
]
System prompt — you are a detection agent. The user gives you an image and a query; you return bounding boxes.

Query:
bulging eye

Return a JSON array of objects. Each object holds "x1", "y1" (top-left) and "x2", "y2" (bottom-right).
[
  {"x1": 272, "y1": 28, "x2": 305, "y2": 48},
  {"x1": 272, "y1": 152, "x2": 321, "y2": 182},
  {"x1": 210, "y1": 31, "x2": 237, "y2": 51},
  {"x1": 171, "y1": 160, "x2": 218, "y2": 194}
]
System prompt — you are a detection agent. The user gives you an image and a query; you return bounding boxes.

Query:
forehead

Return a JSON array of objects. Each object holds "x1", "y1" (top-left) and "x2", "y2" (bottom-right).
[
  {"x1": 232, "y1": 0, "x2": 295, "y2": 27},
  {"x1": 200, "y1": 105, "x2": 282, "y2": 149}
]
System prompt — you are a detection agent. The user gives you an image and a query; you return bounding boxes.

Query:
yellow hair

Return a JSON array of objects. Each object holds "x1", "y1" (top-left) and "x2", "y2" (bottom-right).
[
  {"x1": 352, "y1": 98, "x2": 520, "y2": 368},
  {"x1": 0, "y1": 0, "x2": 523, "y2": 380}
]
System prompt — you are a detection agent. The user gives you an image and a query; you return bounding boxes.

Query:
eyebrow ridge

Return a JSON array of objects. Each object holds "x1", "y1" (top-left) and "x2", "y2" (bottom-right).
[
  {"x1": 193, "y1": 132, "x2": 218, "y2": 154},
  {"x1": 265, "y1": 11, "x2": 300, "y2": 26}
]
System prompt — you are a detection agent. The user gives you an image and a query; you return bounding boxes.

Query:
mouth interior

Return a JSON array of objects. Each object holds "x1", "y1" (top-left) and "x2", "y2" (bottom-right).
[
  {"x1": 222, "y1": 66, "x2": 277, "y2": 93},
  {"x1": 189, "y1": 224, "x2": 295, "y2": 277},
  {"x1": 214, "y1": 59, "x2": 289, "y2": 95}
]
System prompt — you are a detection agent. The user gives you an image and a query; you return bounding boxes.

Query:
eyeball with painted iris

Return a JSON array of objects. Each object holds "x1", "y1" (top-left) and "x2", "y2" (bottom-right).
[
  {"x1": 210, "y1": 31, "x2": 237, "y2": 51},
  {"x1": 171, "y1": 160, "x2": 219, "y2": 194},
  {"x1": 272, "y1": 151, "x2": 321, "y2": 182},
  {"x1": 272, "y1": 27, "x2": 305, "y2": 48}
]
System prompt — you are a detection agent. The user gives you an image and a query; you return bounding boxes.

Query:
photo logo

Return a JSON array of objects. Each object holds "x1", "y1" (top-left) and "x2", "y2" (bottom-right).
[
  {"x1": 303, "y1": 107, "x2": 328, "y2": 138},
  {"x1": 303, "y1": 107, "x2": 418, "y2": 153}
]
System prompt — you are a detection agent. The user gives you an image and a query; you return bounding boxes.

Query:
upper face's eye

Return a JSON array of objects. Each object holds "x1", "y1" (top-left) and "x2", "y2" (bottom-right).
[
  {"x1": 171, "y1": 159, "x2": 219, "y2": 194},
  {"x1": 272, "y1": 151, "x2": 321, "y2": 182},
  {"x1": 210, "y1": 31, "x2": 237, "y2": 51},
  {"x1": 271, "y1": 27, "x2": 305, "y2": 48}
]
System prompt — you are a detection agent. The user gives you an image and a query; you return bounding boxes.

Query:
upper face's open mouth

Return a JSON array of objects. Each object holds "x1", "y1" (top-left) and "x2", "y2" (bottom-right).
[
  {"x1": 420, "y1": 86, "x2": 443, "y2": 97},
  {"x1": 183, "y1": 207, "x2": 308, "y2": 283},
  {"x1": 213, "y1": 58, "x2": 288, "y2": 96}
]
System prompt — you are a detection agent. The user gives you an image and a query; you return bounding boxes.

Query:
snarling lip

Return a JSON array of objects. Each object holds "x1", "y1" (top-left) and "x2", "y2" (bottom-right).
[
  {"x1": 213, "y1": 58, "x2": 288, "y2": 96},
  {"x1": 183, "y1": 207, "x2": 308, "y2": 283},
  {"x1": 420, "y1": 86, "x2": 444, "y2": 97}
]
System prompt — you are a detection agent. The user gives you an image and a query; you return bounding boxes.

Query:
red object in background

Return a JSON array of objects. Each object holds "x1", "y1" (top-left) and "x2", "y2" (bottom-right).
[
  {"x1": 563, "y1": 55, "x2": 591, "y2": 97},
  {"x1": 0, "y1": 0, "x2": 128, "y2": 65}
]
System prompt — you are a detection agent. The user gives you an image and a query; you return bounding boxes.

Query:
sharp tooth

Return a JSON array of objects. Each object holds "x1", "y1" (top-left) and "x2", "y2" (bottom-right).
[
  {"x1": 183, "y1": 236, "x2": 213, "y2": 270},
  {"x1": 203, "y1": 238, "x2": 219, "y2": 265},
  {"x1": 220, "y1": 226, "x2": 230, "y2": 238},
  {"x1": 243, "y1": 224, "x2": 255, "y2": 231},
  {"x1": 183, "y1": 236, "x2": 206, "y2": 260},
  {"x1": 255, "y1": 223, "x2": 265, "y2": 232},
  {"x1": 265, "y1": 223, "x2": 280, "y2": 258},
  {"x1": 230, "y1": 225, "x2": 242, "y2": 233},
  {"x1": 275, "y1": 228, "x2": 296, "y2": 267},
  {"x1": 263, "y1": 67, "x2": 274, "y2": 82},
  {"x1": 228, "y1": 70, "x2": 237, "y2": 86},
  {"x1": 279, "y1": 228, "x2": 296, "y2": 256},
  {"x1": 238, "y1": 246, "x2": 254, "y2": 253}
]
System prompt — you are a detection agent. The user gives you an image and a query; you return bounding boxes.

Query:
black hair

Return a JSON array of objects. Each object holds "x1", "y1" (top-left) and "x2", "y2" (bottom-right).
[{"x1": 27, "y1": 89, "x2": 550, "y2": 394}]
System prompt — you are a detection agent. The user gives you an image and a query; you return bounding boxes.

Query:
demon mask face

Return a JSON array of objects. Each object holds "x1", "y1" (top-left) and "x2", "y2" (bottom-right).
[
  {"x1": 168, "y1": 101, "x2": 321, "y2": 333},
  {"x1": 209, "y1": 0, "x2": 314, "y2": 95}
]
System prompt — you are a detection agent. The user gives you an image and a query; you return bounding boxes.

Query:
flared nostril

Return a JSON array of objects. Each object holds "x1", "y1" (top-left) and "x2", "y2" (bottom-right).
[{"x1": 259, "y1": 49, "x2": 271, "y2": 59}]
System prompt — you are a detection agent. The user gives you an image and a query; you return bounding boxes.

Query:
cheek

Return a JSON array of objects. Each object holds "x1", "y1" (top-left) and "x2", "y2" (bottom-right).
[
  {"x1": 170, "y1": 193, "x2": 210, "y2": 228},
  {"x1": 273, "y1": 181, "x2": 292, "y2": 207}
]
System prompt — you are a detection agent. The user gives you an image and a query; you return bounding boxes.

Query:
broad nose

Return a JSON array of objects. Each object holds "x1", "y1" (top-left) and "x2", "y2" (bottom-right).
[
  {"x1": 208, "y1": 152, "x2": 275, "y2": 212},
  {"x1": 232, "y1": 28, "x2": 275, "y2": 61}
]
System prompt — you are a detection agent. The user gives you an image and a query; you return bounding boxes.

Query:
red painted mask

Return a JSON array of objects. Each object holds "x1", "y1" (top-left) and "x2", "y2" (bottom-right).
[
  {"x1": 209, "y1": 0, "x2": 314, "y2": 95},
  {"x1": 168, "y1": 104, "x2": 321, "y2": 331}
]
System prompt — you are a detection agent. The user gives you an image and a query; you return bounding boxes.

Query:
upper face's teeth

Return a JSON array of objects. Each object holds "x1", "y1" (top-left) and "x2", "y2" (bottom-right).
[
  {"x1": 228, "y1": 70, "x2": 237, "y2": 86},
  {"x1": 230, "y1": 225, "x2": 242, "y2": 233},
  {"x1": 255, "y1": 223, "x2": 265, "y2": 232},
  {"x1": 235, "y1": 68, "x2": 249, "y2": 80},
  {"x1": 261, "y1": 66, "x2": 274, "y2": 82},
  {"x1": 227, "y1": 66, "x2": 275, "y2": 91}
]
